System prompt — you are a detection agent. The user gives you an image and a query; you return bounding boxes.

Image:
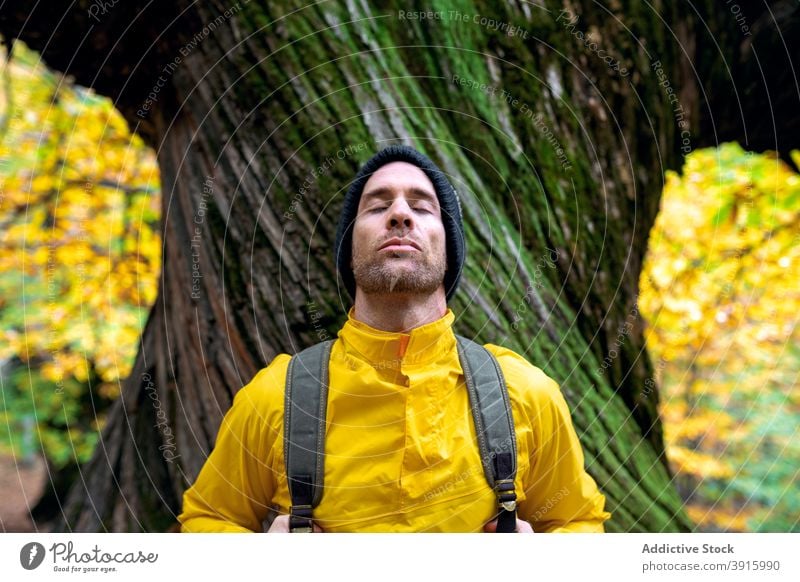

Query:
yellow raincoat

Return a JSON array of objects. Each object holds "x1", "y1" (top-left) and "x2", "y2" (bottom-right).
[{"x1": 178, "y1": 309, "x2": 611, "y2": 532}]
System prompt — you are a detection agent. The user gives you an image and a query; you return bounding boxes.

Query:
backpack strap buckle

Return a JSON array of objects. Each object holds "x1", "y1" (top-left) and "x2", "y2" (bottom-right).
[
  {"x1": 495, "y1": 478, "x2": 518, "y2": 512},
  {"x1": 288, "y1": 475, "x2": 315, "y2": 533},
  {"x1": 493, "y1": 454, "x2": 518, "y2": 532},
  {"x1": 289, "y1": 504, "x2": 314, "y2": 533}
]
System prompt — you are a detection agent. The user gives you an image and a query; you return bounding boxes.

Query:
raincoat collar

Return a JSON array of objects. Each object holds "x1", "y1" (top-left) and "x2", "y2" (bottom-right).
[{"x1": 339, "y1": 308, "x2": 457, "y2": 368}]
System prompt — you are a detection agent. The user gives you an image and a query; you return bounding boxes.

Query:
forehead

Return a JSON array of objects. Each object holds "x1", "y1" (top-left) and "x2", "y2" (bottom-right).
[{"x1": 359, "y1": 161, "x2": 438, "y2": 203}]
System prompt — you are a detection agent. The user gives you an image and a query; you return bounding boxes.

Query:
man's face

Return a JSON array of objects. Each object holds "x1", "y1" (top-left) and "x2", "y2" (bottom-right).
[{"x1": 351, "y1": 161, "x2": 447, "y2": 296}]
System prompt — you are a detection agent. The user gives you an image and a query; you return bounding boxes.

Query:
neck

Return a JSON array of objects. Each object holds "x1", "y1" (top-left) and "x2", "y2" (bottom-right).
[{"x1": 352, "y1": 288, "x2": 448, "y2": 332}]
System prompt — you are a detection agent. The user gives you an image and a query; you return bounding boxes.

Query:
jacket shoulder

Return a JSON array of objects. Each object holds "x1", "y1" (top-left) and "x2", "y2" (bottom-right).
[
  {"x1": 481, "y1": 343, "x2": 562, "y2": 408},
  {"x1": 236, "y1": 353, "x2": 293, "y2": 417}
]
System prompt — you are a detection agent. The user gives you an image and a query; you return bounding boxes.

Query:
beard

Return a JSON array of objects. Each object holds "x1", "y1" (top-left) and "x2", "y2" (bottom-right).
[{"x1": 352, "y1": 244, "x2": 446, "y2": 295}]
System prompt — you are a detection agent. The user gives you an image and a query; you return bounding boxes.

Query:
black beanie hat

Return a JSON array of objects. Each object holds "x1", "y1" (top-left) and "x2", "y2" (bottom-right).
[{"x1": 334, "y1": 145, "x2": 465, "y2": 302}]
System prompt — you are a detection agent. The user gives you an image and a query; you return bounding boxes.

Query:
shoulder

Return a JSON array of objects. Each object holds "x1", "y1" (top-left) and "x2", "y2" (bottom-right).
[
  {"x1": 484, "y1": 344, "x2": 572, "y2": 450},
  {"x1": 234, "y1": 353, "x2": 293, "y2": 419},
  {"x1": 482, "y1": 343, "x2": 564, "y2": 412}
]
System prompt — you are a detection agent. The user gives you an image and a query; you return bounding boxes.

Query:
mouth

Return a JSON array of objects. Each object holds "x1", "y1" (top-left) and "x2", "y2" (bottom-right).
[{"x1": 379, "y1": 238, "x2": 421, "y2": 253}]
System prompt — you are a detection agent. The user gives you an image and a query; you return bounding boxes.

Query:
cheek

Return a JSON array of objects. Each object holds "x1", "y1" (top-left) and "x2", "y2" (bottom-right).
[
  {"x1": 351, "y1": 218, "x2": 373, "y2": 252},
  {"x1": 351, "y1": 226, "x2": 363, "y2": 255},
  {"x1": 432, "y1": 224, "x2": 447, "y2": 251}
]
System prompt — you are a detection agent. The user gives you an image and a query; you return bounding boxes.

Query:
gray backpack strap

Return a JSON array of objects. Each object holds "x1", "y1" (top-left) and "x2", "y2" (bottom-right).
[
  {"x1": 455, "y1": 335, "x2": 519, "y2": 533},
  {"x1": 284, "y1": 340, "x2": 333, "y2": 533}
]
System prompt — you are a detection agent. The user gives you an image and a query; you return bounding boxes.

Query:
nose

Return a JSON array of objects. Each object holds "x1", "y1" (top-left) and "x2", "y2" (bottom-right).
[{"x1": 386, "y1": 198, "x2": 414, "y2": 231}]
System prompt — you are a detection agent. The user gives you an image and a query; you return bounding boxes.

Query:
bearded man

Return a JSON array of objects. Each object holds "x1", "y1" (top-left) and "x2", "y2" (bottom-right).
[{"x1": 179, "y1": 145, "x2": 611, "y2": 533}]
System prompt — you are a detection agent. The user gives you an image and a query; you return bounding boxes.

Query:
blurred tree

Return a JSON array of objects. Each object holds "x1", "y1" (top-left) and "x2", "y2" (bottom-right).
[
  {"x1": 0, "y1": 41, "x2": 161, "y2": 516},
  {"x1": 0, "y1": 43, "x2": 160, "y2": 396},
  {"x1": 0, "y1": 0, "x2": 798, "y2": 531},
  {"x1": 640, "y1": 144, "x2": 800, "y2": 531}
]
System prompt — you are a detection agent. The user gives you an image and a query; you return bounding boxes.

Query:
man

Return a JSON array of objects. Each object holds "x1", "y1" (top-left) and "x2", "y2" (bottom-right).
[{"x1": 178, "y1": 145, "x2": 611, "y2": 533}]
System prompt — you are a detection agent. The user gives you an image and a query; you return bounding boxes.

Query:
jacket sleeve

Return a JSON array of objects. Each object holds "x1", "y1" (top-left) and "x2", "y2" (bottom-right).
[
  {"x1": 517, "y1": 374, "x2": 612, "y2": 533},
  {"x1": 178, "y1": 358, "x2": 288, "y2": 533}
]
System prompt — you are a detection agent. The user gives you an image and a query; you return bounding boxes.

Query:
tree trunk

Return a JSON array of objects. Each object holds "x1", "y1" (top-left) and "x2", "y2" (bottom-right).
[{"x1": 2, "y1": 0, "x2": 797, "y2": 532}]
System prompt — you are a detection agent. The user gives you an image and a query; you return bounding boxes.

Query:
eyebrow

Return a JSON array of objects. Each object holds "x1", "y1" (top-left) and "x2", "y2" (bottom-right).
[{"x1": 361, "y1": 186, "x2": 438, "y2": 203}]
